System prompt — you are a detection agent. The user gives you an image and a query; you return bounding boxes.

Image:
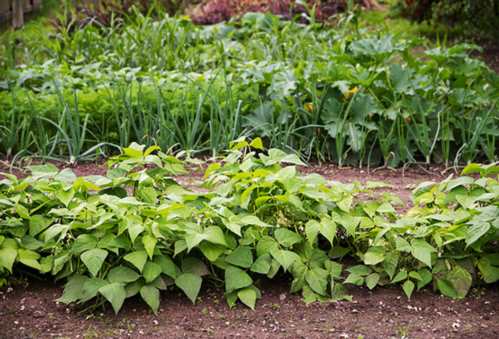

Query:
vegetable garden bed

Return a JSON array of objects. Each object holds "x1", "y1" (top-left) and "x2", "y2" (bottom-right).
[
  {"x1": 0, "y1": 4, "x2": 498, "y2": 338},
  {"x1": 0, "y1": 141, "x2": 498, "y2": 325},
  {"x1": 0, "y1": 146, "x2": 497, "y2": 338}
]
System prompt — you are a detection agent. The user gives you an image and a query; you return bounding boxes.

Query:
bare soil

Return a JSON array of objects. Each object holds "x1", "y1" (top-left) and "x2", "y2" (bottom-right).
[
  {"x1": 0, "y1": 279, "x2": 498, "y2": 339},
  {"x1": 1, "y1": 164, "x2": 498, "y2": 339},
  {"x1": 188, "y1": 0, "x2": 348, "y2": 24}
]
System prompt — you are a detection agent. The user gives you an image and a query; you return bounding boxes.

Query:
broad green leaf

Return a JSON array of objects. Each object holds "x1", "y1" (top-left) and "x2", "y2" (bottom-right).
[
  {"x1": 366, "y1": 273, "x2": 380, "y2": 290},
  {"x1": 410, "y1": 239, "x2": 435, "y2": 267},
  {"x1": 274, "y1": 228, "x2": 302, "y2": 248},
  {"x1": 81, "y1": 249, "x2": 108, "y2": 277},
  {"x1": 174, "y1": 240, "x2": 187, "y2": 256},
  {"x1": 143, "y1": 234, "x2": 157, "y2": 259},
  {"x1": 80, "y1": 278, "x2": 107, "y2": 303},
  {"x1": 225, "y1": 266, "x2": 253, "y2": 292},
  {"x1": 324, "y1": 260, "x2": 343, "y2": 279},
  {"x1": 417, "y1": 268, "x2": 433, "y2": 290},
  {"x1": 465, "y1": 222, "x2": 490, "y2": 247},
  {"x1": 225, "y1": 291, "x2": 238, "y2": 309},
  {"x1": 199, "y1": 242, "x2": 226, "y2": 262},
  {"x1": 347, "y1": 265, "x2": 371, "y2": 276},
  {"x1": 364, "y1": 247, "x2": 385, "y2": 265},
  {"x1": 99, "y1": 283, "x2": 127, "y2": 314},
  {"x1": 250, "y1": 138, "x2": 264, "y2": 150},
  {"x1": 185, "y1": 232, "x2": 207, "y2": 251},
  {"x1": 17, "y1": 249, "x2": 41, "y2": 270},
  {"x1": 175, "y1": 273, "x2": 202, "y2": 304},
  {"x1": 15, "y1": 203, "x2": 29, "y2": 219},
  {"x1": 72, "y1": 234, "x2": 98, "y2": 254},
  {"x1": 225, "y1": 223, "x2": 242, "y2": 236},
  {"x1": 305, "y1": 267, "x2": 328, "y2": 296},
  {"x1": 344, "y1": 273, "x2": 364, "y2": 285},
  {"x1": 143, "y1": 262, "x2": 162, "y2": 283},
  {"x1": 126, "y1": 281, "x2": 143, "y2": 298},
  {"x1": 383, "y1": 252, "x2": 399, "y2": 280},
  {"x1": 256, "y1": 236, "x2": 279, "y2": 257},
  {"x1": 154, "y1": 255, "x2": 179, "y2": 279},
  {"x1": 409, "y1": 271, "x2": 422, "y2": 281},
  {"x1": 181, "y1": 257, "x2": 209, "y2": 276},
  {"x1": 124, "y1": 251, "x2": 148, "y2": 272},
  {"x1": 56, "y1": 189, "x2": 74, "y2": 207},
  {"x1": 140, "y1": 285, "x2": 160, "y2": 314},
  {"x1": 337, "y1": 196, "x2": 353, "y2": 212},
  {"x1": 204, "y1": 226, "x2": 228, "y2": 246},
  {"x1": 238, "y1": 287, "x2": 258, "y2": 310},
  {"x1": 29, "y1": 215, "x2": 52, "y2": 237},
  {"x1": 436, "y1": 278, "x2": 457, "y2": 299},
  {"x1": 319, "y1": 219, "x2": 336, "y2": 245},
  {"x1": 107, "y1": 266, "x2": 140, "y2": 284},
  {"x1": 395, "y1": 237, "x2": 411, "y2": 252},
  {"x1": 122, "y1": 143, "x2": 144, "y2": 158},
  {"x1": 335, "y1": 214, "x2": 360, "y2": 237},
  {"x1": 250, "y1": 254, "x2": 272, "y2": 274},
  {"x1": 478, "y1": 255, "x2": 499, "y2": 283},
  {"x1": 402, "y1": 280, "x2": 415, "y2": 299},
  {"x1": 128, "y1": 222, "x2": 144, "y2": 244},
  {"x1": 305, "y1": 220, "x2": 320, "y2": 245},
  {"x1": 377, "y1": 202, "x2": 396, "y2": 214},
  {"x1": 225, "y1": 246, "x2": 253, "y2": 268},
  {"x1": 270, "y1": 249, "x2": 299, "y2": 271},
  {"x1": 28, "y1": 164, "x2": 58, "y2": 177},
  {"x1": 58, "y1": 275, "x2": 88, "y2": 304},
  {"x1": 40, "y1": 256, "x2": 53, "y2": 273},
  {"x1": 392, "y1": 270, "x2": 408, "y2": 283},
  {"x1": 43, "y1": 224, "x2": 69, "y2": 242},
  {"x1": 461, "y1": 163, "x2": 482, "y2": 175},
  {"x1": 444, "y1": 266, "x2": 472, "y2": 299}
]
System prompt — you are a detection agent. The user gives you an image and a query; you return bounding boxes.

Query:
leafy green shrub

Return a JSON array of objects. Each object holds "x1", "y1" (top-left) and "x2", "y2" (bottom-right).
[{"x1": 0, "y1": 141, "x2": 498, "y2": 312}]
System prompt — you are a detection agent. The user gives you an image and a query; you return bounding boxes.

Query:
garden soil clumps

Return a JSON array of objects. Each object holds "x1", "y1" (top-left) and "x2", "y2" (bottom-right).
[
  {"x1": 189, "y1": 0, "x2": 348, "y2": 24},
  {"x1": 0, "y1": 279, "x2": 498, "y2": 338}
]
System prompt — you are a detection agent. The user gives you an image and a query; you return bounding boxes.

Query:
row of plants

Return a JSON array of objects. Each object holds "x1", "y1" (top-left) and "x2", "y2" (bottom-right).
[
  {"x1": 0, "y1": 140, "x2": 498, "y2": 313},
  {"x1": 1, "y1": 11, "x2": 498, "y2": 165}
]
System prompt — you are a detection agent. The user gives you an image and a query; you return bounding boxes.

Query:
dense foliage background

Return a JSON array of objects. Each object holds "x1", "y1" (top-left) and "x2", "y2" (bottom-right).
[{"x1": 0, "y1": 9, "x2": 497, "y2": 165}]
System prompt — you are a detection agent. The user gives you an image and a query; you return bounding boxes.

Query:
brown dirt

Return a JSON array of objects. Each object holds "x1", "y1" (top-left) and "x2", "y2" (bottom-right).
[
  {"x1": 0, "y1": 278, "x2": 498, "y2": 339},
  {"x1": 481, "y1": 46, "x2": 499, "y2": 73},
  {"x1": 301, "y1": 163, "x2": 446, "y2": 206},
  {"x1": 189, "y1": 0, "x2": 349, "y2": 24}
]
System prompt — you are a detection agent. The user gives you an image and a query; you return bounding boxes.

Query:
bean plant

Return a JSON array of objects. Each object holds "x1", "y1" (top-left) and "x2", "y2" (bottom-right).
[{"x1": 0, "y1": 140, "x2": 497, "y2": 313}]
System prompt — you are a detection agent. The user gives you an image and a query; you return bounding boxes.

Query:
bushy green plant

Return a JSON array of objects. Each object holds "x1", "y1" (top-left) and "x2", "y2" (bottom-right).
[
  {"x1": 0, "y1": 12, "x2": 498, "y2": 165},
  {"x1": 0, "y1": 140, "x2": 498, "y2": 313}
]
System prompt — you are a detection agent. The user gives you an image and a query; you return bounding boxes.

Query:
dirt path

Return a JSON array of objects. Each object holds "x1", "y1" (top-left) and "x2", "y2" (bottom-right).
[{"x1": 0, "y1": 279, "x2": 498, "y2": 339}]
